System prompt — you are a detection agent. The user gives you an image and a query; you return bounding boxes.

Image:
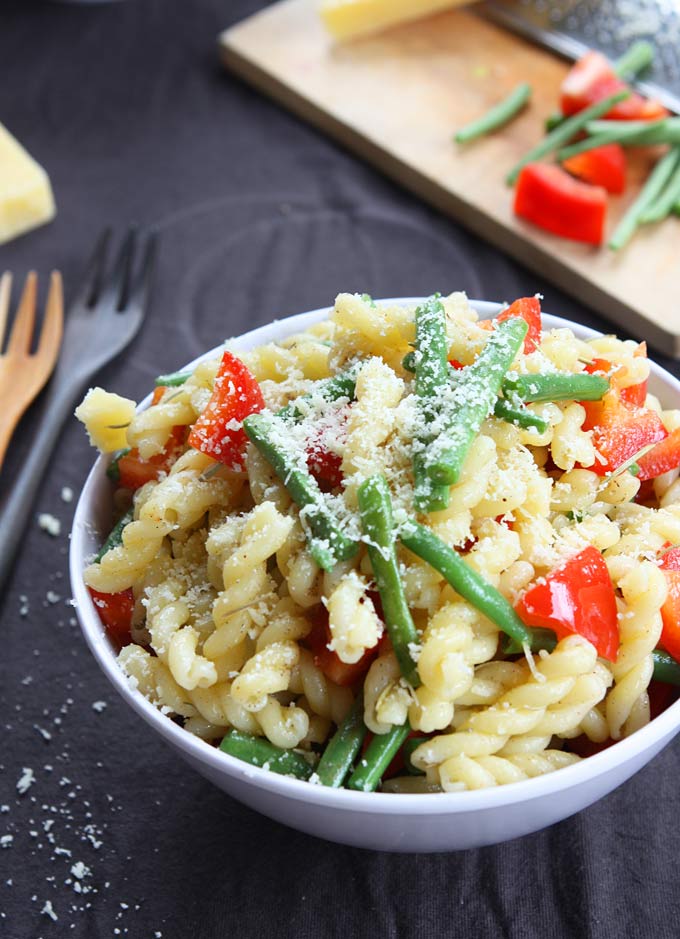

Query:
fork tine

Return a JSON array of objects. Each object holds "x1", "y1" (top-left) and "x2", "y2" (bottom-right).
[
  {"x1": 72, "y1": 228, "x2": 112, "y2": 309},
  {"x1": 105, "y1": 225, "x2": 138, "y2": 311},
  {"x1": 36, "y1": 271, "x2": 64, "y2": 367},
  {"x1": 126, "y1": 230, "x2": 159, "y2": 312},
  {"x1": 0, "y1": 272, "x2": 11, "y2": 351},
  {"x1": 7, "y1": 272, "x2": 38, "y2": 356}
]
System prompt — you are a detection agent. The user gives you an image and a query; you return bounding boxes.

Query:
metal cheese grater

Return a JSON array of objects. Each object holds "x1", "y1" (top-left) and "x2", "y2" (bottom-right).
[{"x1": 479, "y1": 0, "x2": 680, "y2": 112}]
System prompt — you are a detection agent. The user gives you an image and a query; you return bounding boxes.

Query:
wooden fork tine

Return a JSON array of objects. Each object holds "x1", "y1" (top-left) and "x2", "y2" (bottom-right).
[
  {"x1": 0, "y1": 272, "x2": 11, "y2": 351},
  {"x1": 6, "y1": 271, "x2": 38, "y2": 356},
  {"x1": 36, "y1": 271, "x2": 64, "y2": 368}
]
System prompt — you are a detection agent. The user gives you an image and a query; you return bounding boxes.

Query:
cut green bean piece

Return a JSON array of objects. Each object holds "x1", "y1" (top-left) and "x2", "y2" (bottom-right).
[
  {"x1": 154, "y1": 370, "x2": 191, "y2": 387},
  {"x1": 106, "y1": 449, "x2": 130, "y2": 483},
  {"x1": 640, "y1": 155, "x2": 680, "y2": 223},
  {"x1": 610, "y1": 148, "x2": 680, "y2": 251},
  {"x1": 400, "y1": 520, "x2": 532, "y2": 647},
  {"x1": 585, "y1": 118, "x2": 680, "y2": 138},
  {"x1": 243, "y1": 413, "x2": 357, "y2": 571},
  {"x1": 455, "y1": 82, "x2": 531, "y2": 144},
  {"x1": 219, "y1": 730, "x2": 313, "y2": 780},
  {"x1": 94, "y1": 508, "x2": 134, "y2": 563},
  {"x1": 402, "y1": 735, "x2": 427, "y2": 776},
  {"x1": 504, "y1": 372, "x2": 609, "y2": 403},
  {"x1": 503, "y1": 627, "x2": 558, "y2": 656},
  {"x1": 315, "y1": 695, "x2": 367, "y2": 788},
  {"x1": 413, "y1": 460, "x2": 452, "y2": 514},
  {"x1": 651, "y1": 650, "x2": 680, "y2": 687},
  {"x1": 277, "y1": 365, "x2": 359, "y2": 422},
  {"x1": 425, "y1": 317, "x2": 527, "y2": 486},
  {"x1": 558, "y1": 120, "x2": 680, "y2": 161},
  {"x1": 614, "y1": 40, "x2": 654, "y2": 80},
  {"x1": 494, "y1": 397, "x2": 548, "y2": 432},
  {"x1": 358, "y1": 476, "x2": 420, "y2": 686},
  {"x1": 347, "y1": 723, "x2": 411, "y2": 792},
  {"x1": 506, "y1": 89, "x2": 629, "y2": 185},
  {"x1": 545, "y1": 110, "x2": 565, "y2": 132}
]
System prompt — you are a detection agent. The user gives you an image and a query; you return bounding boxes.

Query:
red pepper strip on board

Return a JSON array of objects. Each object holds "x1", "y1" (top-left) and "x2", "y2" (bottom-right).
[
  {"x1": 514, "y1": 164, "x2": 607, "y2": 245},
  {"x1": 563, "y1": 143, "x2": 627, "y2": 195},
  {"x1": 581, "y1": 390, "x2": 667, "y2": 476},
  {"x1": 88, "y1": 587, "x2": 134, "y2": 646},
  {"x1": 188, "y1": 350, "x2": 265, "y2": 469},
  {"x1": 515, "y1": 546, "x2": 619, "y2": 661},
  {"x1": 560, "y1": 50, "x2": 668, "y2": 122}
]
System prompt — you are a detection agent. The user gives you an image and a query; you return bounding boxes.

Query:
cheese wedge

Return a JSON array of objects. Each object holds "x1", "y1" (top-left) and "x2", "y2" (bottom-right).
[
  {"x1": 319, "y1": 0, "x2": 473, "y2": 41},
  {"x1": 0, "y1": 122, "x2": 56, "y2": 245}
]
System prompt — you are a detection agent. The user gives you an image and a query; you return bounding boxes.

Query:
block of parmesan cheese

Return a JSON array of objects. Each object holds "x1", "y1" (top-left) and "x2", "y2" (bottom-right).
[
  {"x1": 0, "y1": 122, "x2": 56, "y2": 245},
  {"x1": 319, "y1": 0, "x2": 473, "y2": 41}
]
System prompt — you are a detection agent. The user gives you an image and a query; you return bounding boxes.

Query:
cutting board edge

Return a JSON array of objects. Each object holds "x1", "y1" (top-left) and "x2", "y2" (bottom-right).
[{"x1": 220, "y1": 30, "x2": 680, "y2": 358}]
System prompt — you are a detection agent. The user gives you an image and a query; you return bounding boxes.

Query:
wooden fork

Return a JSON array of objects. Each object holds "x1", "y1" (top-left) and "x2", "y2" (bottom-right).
[{"x1": 0, "y1": 271, "x2": 63, "y2": 471}]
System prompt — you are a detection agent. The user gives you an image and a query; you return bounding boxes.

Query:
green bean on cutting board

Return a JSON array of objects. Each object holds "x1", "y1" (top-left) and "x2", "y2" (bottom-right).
[
  {"x1": 640, "y1": 155, "x2": 680, "y2": 223},
  {"x1": 347, "y1": 723, "x2": 411, "y2": 792},
  {"x1": 399, "y1": 520, "x2": 532, "y2": 647},
  {"x1": 423, "y1": 317, "x2": 528, "y2": 486},
  {"x1": 506, "y1": 88, "x2": 630, "y2": 186},
  {"x1": 315, "y1": 695, "x2": 368, "y2": 788},
  {"x1": 557, "y1": 119, "x2": 680, "y2": 162},
  {"x1": 94, "y1": 508, "x2": 134, "y2": 563},
  {"x1": 504, "y1": 372, "x2": 609, "y2": 403},
  {"x1": 243, "y1": 412, "x2": 357, "y2": 571},
  {"x1": 219, "y1": 730, "x2": 313, "y2": 780},
  {"x1": 455, "y1": 82, "x2": 532, "y2": 144},
  {"x1": 357, "y1": 475, "x2": 420, "y2": 687},
  {"x1": 609, "y1": 148, "x2": 680, "y2": 251}
]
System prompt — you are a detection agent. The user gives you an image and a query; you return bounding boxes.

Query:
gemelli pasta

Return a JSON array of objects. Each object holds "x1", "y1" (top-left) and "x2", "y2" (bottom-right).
[{"x1": 78, "y1": 293, "x2": 680, "y2": 793}]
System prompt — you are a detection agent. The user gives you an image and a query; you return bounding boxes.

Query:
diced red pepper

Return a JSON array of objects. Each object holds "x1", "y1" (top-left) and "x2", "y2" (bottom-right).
[
  {"x1": 188, "y1": 351, "x2": 265, "y2": 469},
  {"x1": 636, "y1": 428, "x2": 680, "y2": 482},
  {"x1": 560, "y1": 50, "x2": 668, "y2": 121},
  {"x1": 514, "y1": 164, "x2": 607, "y2": 246},
  {"x1": 88, "y1": 587, "x2": 134, "y2": 645},
  {"x1": 479, "y1": 296, "x2": 542, "y2": 354},
  {"x1": 515, "y1": 546, "x2": 619, "y2": 660},
  {"x1": 563, "y1": 143, "x2": 627, "y2": 195},
  {"x1": 117, "y1": 425, "x2": 186, "y2": 491},
  {"x1": 657, "y1": 548, "x2": 680, "y2": 663},
  {"x1": 584, "y1": 341, "x2": 647, "y2": 409},
  {"x1": 304, "y1": 613, "x2": 383, "y2": 687},
  {"x1": 304, "y1": 405, "x2": 349, "y2": 492},
  {"x1": 581, "y1": 389, "x2": 667, "y2": 476}
]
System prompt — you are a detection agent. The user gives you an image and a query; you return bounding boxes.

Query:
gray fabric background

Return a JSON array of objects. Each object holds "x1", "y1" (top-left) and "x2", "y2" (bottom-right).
[{"x1": 1, "y1": 2, "x2": 679, "y2": 937}]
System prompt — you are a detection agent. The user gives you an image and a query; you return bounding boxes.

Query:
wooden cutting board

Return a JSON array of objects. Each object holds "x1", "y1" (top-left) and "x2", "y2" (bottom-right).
[{"x1": 219, "y1": 0, "x2": 680, "y2": 356}]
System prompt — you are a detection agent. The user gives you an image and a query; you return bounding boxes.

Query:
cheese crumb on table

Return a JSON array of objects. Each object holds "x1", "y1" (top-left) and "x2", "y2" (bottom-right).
[
  {"x1": 0, "y1": 121, "x2": 55, "y2": 244},
  {"x1": 319, "y1": 0, "x2": 473, "y2": 42}
]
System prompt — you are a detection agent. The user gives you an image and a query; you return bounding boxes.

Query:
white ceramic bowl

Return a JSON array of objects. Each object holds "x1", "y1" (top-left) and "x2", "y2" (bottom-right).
[{"x1": 70, "y1": 299, "x2": 680, "y2": 853}]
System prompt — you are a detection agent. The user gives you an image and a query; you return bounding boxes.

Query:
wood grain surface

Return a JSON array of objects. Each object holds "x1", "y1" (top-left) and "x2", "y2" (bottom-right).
[{"x1": 220, "y1": 0, "x2": 680, "y2": 355}]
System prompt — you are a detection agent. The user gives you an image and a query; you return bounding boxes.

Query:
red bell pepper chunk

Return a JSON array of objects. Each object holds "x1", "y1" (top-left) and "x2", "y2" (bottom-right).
[
  {"x1": 117, "y1": 425, "x2": 186, "y2": 491},
  {"x1": 188, "y1": 351, "x2": 265, "y2": 469},
  {"x1": 479, "y1": 297, "x2": 542, "y2": 354},
  {"x1": 514, "y1": 164, "x2": 607, "y2": 246},
  {"x1": 515, "y1": 546, "x2": 619, "y2": 660},
  {"x1": 581, "y1": 390, "x2": 667, "y2": 476},
  {"x1": 636, "y1": 428, "x2": 680, "y2": 482},
  {"x1": 657, "y1": 548, "x2": 680, "y2": 663},
  {"x1": 304, "y1": 614, "x2": 383, "y2": 688},
  {"x1": 560, "y1": 50, "x2": 668, "y2": 121},
  {"x1": 304, "y1": 405, "x2": 349, "y2": 492},
  {"x1": 584, "y1": 342, "x2": 647, "y2": 409},
  {"x1": 563, "y1": 143, "x2": 627, "y2": 195},
  {"x1": 88, "y1": 587, "x2": 134, "y2": 645}
]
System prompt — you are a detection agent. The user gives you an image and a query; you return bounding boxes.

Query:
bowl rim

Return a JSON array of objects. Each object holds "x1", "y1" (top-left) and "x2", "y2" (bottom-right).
[{"x1": 70, "y1": 297, "x2": 680, "y2": 815}]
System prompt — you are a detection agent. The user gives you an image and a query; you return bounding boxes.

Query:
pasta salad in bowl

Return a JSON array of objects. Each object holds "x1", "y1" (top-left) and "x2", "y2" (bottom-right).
[{"x1": 70, "y1": 293, "x2": 680, "y2": 851}]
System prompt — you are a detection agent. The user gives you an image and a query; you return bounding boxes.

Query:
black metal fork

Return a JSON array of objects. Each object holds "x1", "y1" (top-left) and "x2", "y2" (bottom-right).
[{"x1": 0, "y1": 227, "x2": 158, "y2": 593}]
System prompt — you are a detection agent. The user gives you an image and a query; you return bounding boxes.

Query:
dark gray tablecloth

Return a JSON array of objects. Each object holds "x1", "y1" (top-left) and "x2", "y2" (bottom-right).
[{"x1": 2, "y1": 2, "x2": 680, "y2": 937}]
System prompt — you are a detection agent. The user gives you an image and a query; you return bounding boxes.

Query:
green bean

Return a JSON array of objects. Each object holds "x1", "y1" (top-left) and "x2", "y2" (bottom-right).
[
  {"x1": 493, "y1": 397, "x2": 548, "y2": 432},
  {"x1": 424, "y1": 317, "x2": 528, "y2": 486},
  {"x1": 358, "y1": 476, "x2": 420, "y2": 686},
  {"x1": 106, "y1": 449, "x2": 130, "y2": 483},
  {"x1": 640, "y1": 154, "x2": 680, "y2": 223},
  {"x1": 584, "y1": 118, "x2": 680, "y2": 137},
  {"x1": 614, "y1": 40, "x2": 655, "y2": 80},
  {"x1": 675, "y1": 200, "x2": 680, "y2": 217},
  {"x1": 506, "y1": 89, "x2": 629, "y2": 186},
  {"x1": 402, "y1": 736, "x2": 427, "y2": 776},
  {"x1": 277, "y1": 365, "x2": 359, "y2": 422},
  {"x1": 154, "y1": 369, "x2": 192, "y2": 387},
  {"x1": 413, "y1": 466, "x2": 452, "y2": 514},
  {"x1": 651, "y1": 650, "x2": 680, "y2": 687},
  {"x1": 243, "y1": 413, "x2": 357, "y2": 571},
  {"x1": 455, "y1": 82, "x2": 531, "y2": 144},
  {"x1": 361, "y1": 293, "x2": 377, "y2": 307},
  {"x1": 94, "y1": 508, "x2": 134, "y2": 564},
  {"x1": 347, "y1": 723, "x2": 411, "y2": 792},
  {"x1": 504, "y1": 372, "x2": 609, "y2": 403},
  {"x1": 315, "y1": 695, "x2": 367, "y2": 788},
  {"x1": 399, "y1": 520, "x2": 532, "y2": 646},
  {"x1": 558, "y1": 120, "x2": 680, "y2": 162},
  {"x1": 545, "y1": 111, "x2": 565, "y2": 132},
  {"x1": 609, "y1": 148, "x2": 680, "y2": 251},
  {"x1": 219, "y1": 730, "x2": 313, "y2": 780}
]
